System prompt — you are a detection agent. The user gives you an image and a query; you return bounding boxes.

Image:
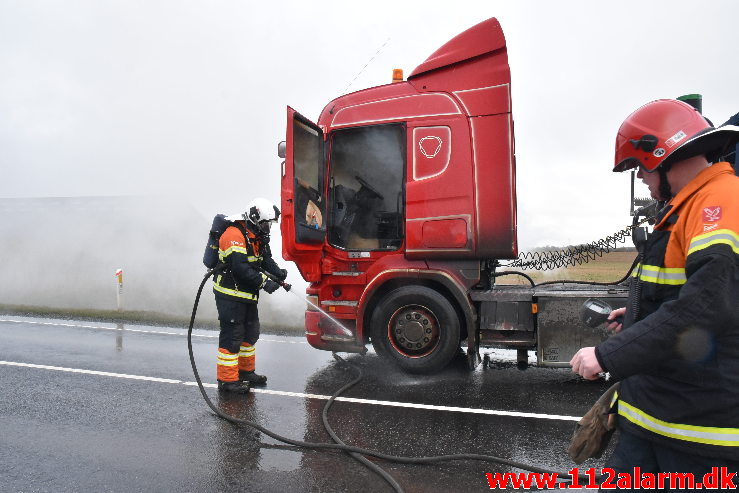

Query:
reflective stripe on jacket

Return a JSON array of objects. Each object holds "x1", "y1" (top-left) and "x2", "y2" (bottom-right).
[
  {"x1": 597, "y1": 162, "x2": 739, "y2": 460},
  {"x1": 213, "y1": 223, "x2": 267, "y2": 303}
]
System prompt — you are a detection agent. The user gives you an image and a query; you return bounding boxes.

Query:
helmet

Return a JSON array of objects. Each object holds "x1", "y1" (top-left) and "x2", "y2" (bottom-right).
[
  {"x1": 225, "y1": 198, "x2": 280, "y2": 236},
  {"x1": 614, "y1": 99, "x2": 739, "y2": 173}
]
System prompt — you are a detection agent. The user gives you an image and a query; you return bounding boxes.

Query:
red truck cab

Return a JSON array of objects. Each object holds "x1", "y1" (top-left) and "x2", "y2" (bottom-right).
[{"x1": 280, "y1": 18, "x2": 568, "y2": 373}]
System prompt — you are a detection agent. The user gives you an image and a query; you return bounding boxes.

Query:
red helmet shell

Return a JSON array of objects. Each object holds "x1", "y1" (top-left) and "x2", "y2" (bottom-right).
[{"x1": 614, "y1": 99, "x2": 711, "y2": 172}]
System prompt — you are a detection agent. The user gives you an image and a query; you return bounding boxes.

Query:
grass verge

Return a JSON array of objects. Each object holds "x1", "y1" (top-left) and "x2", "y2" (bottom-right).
[{"x1": 0, "y1": 304, "x2": 303, "y2": 335}]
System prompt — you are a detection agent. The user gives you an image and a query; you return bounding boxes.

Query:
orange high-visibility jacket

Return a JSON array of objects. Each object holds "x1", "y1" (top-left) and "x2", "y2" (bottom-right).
[
  {"x1": 597, "y1": 162, "x2": 739, "y2": 460},
  {"x1": 213, "y1": 222, "x2": 282, "y2": 303}
]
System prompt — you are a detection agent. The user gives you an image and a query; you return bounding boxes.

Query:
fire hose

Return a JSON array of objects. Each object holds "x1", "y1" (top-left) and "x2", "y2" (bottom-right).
[{"x1": 188, "y1": 265, "x2": 594, "y2": 492}]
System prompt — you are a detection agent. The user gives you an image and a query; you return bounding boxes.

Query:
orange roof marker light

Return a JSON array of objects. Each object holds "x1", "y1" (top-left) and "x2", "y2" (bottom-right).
[{"x1": 392, "y1": 68, "x2": 404, "y2": 83}]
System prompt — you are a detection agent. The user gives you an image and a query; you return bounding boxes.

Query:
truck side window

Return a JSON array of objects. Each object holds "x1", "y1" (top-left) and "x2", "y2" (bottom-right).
[
  {"x1": 293, "y1": 118, "x2": 325, "y2": 244},
  {"x1": 328, "y1": 124, "x2": 405, "y2": 250}
]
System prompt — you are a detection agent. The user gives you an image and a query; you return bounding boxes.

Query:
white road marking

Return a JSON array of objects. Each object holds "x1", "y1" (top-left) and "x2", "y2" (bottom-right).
[
  {"x1": 0, "y1": 360, "x2": 183, "y2": 384},
  {"x1": 0, "y1": 360, "x2": 581, "y2": 422},
  {"x1": 0, "y1": 318, "x2": 306, "y2": 344}
]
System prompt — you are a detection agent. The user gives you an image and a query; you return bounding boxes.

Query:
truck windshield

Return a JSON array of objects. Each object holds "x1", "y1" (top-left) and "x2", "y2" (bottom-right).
[{"x1": 328, "y1": 124, "x2": 405, "y2": 251}]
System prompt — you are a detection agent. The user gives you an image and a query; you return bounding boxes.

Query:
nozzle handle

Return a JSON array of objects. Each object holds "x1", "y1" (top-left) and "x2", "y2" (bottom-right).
[{"x1": 260, "y1": 269, "x2": 291, "y2": 292}]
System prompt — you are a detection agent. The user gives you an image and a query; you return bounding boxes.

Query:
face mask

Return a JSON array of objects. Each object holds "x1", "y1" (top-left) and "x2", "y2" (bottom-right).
[{"x1": 257, "y1": 220, "x2": 272, "y2": 235}]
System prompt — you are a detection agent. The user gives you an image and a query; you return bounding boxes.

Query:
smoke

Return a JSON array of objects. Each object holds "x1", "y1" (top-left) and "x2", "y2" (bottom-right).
[
  {"x1": 0, "y1": 196, "x2": 305, "y2": 329},
  {"x1": 330, "y1": 124, "x2": 405, "y2": 213}
]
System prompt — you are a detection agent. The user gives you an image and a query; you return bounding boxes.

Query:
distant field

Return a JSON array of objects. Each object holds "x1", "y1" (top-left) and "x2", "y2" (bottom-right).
[
  {"x1": 1, "y1": 251, "x2": 637, "y2": 326},
  {"x1": 0, "y1": 304, "x2": 303, "y2": 334},
  {"x1": 495, "y1": 250, "x2": 638, "y2": 285}
]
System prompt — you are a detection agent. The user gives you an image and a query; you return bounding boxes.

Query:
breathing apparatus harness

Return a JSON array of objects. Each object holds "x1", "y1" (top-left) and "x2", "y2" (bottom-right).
[{"x1": 187, "y1": 265, "x2": 593, "y2": 492}]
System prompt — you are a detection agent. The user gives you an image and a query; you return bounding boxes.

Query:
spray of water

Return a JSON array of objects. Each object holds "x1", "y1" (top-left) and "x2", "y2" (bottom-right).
[{"x1": 286, "y1": 289, "x2": 354, "y2": 337}]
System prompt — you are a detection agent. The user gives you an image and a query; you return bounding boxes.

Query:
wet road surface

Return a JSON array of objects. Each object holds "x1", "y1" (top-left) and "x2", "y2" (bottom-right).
[{"x1": 0, "y1": 316, "x2": 613, "y2": 492}]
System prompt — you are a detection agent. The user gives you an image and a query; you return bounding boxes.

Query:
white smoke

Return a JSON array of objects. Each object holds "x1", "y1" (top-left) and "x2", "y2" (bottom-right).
[{"x1": 0, "y1": 196, "x2": 305, "y2": 329}]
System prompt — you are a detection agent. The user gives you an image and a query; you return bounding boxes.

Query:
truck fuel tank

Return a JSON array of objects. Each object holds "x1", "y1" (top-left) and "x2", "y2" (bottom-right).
[
  {"x1": 472, "y1": 283, "x2": 628, "y2": 368},
  {"x1": 534, "y1": 284, "x2": 628, "y2": 368}
]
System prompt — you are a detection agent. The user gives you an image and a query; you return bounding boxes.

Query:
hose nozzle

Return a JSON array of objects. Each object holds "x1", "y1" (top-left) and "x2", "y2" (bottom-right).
[{"x1": 259, "y1": 269, "x2": 291, "y2": 292}]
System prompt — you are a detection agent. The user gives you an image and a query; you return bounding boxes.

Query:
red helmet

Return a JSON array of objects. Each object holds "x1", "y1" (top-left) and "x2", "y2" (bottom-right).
[{"x1": 614, "y1": 99, "x2": 739, "y2": 172}]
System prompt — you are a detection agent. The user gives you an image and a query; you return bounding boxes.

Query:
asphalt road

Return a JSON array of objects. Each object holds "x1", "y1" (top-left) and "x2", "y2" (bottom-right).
[{"x1": 0, "y1": 316, "x2": 613, "y2": 492}]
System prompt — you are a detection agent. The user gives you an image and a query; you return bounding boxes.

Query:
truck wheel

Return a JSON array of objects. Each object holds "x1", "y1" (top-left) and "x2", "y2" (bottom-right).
[{"x1": 370, "y1": 286, "x2": 460, "y2": 374}]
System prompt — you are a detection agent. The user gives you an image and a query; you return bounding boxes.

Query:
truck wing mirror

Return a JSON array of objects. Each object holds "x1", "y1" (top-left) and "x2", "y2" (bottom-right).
[{"x1": 277, "y1": 141, "x2": 286, "y2": 159}]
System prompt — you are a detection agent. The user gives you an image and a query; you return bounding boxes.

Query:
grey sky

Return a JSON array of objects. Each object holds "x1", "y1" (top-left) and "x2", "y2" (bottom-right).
[{"x1": 1, "y1": 0, "x2": 737, "y2": 250}]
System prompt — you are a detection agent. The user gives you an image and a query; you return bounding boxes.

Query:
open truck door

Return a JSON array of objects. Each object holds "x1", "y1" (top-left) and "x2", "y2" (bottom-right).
[{"x1": 280, "y1": 107, "x2": 326, "y2": 282}]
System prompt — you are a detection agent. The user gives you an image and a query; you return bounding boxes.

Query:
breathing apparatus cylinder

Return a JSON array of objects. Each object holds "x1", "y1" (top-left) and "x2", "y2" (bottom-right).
[
  {"x1": 676, "y1": 93, "x2": 702, "y2": 114},
  {"x1": 203, "y1": 214, "x2": 229, "y2": 269}
]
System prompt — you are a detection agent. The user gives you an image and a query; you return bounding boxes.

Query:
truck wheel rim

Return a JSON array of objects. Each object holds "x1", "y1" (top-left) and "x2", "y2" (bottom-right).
[{"x1": 387, "y1": 304, "x2": 439, "y2": 358}]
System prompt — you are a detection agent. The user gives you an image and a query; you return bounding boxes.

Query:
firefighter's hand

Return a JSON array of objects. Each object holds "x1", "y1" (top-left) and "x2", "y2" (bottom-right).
[
  {"x1": 263, "y1": 279, "x2": 280, "y2": 294},
  {"x1": 606, "y1": 307, "x2": 626, "y2": 333},
  {"x1": 570, "y1": 347, "x2": 603, "y2": 380},
  {"x1": 277, "y1": 268, "x2": 288, "y2": 281}
]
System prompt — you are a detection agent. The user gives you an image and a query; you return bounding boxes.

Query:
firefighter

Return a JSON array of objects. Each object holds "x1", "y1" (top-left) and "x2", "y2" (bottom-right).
[
  {"x1": 213, "y1": 197, "x2": 287, "y2": 393},
  {"x1": 570, "y1": 99, "x2": 739, "y2": 479}
]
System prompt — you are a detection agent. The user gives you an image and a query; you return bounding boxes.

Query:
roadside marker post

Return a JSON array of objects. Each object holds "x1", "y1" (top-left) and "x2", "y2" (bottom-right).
[{"x1": 115, "y1": 269, "x2": 123, "y2": 312}]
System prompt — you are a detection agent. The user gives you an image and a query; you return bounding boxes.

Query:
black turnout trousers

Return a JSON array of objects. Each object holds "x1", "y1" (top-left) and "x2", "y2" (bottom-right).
[{"x1": 215, "y1": 297, "x2": 260, "y2": 353}]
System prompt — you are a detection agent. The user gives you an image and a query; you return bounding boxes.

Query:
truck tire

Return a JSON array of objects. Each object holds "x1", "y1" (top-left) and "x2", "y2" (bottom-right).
[{"x1": 370, "y1": 285, "x2": 461, "y2": 374}]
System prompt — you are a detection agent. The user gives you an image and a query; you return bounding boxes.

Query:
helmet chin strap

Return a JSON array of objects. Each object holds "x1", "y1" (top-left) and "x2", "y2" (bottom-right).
[{"x1": 658, "y1": 165, "x2": 673, "y2": 200}]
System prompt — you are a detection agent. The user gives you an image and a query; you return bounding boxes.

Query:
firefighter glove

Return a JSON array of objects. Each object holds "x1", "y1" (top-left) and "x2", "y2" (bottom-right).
[
  {"x1": 277, "y1": 268, "x2": 288, "y2": 281},
  {"x1": 263, "y1": 279, "x2": 280, "y2": 294},
  {"x1": 568, "y1": 382, "x2": 619, "y2": 464}
]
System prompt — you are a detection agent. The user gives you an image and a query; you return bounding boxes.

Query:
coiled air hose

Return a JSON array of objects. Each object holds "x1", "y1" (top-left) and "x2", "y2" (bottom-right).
[
  {"x1": 188, "y1": 266, "x2": 592, "y2": 492},
  {"x1": 493, "y1": 206, "x2": 658, "y2": 289},
  {"x1": 501, "y1": 214, "x2": 655, "y2": 272}
]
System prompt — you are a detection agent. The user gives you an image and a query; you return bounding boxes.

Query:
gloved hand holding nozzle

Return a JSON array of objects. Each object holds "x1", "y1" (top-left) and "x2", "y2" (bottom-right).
[
  {"x1": 263, "y1": 279, "x2": 281, "y2": 294},
  {"x1": 261, "y1": 270, "x2": 292, "y2": 292}
]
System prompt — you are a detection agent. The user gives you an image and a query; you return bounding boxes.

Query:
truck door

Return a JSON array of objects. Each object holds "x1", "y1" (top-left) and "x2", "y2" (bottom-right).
[{"x1": 281, "y1": 107, "x2": 326, "y2": 282}]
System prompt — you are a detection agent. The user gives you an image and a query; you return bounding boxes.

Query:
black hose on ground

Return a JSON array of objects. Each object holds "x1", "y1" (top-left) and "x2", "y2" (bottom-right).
[
  {"x1": 323, "y1": 353, "x2": 404, "y2": 493},
  {"x1": 188, "y1": 267, "x2": 593, "y2": 491}
]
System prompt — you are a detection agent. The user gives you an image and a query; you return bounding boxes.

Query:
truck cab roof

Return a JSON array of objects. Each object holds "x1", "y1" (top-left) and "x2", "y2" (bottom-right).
[{"x1": 318, "y1": 17, "x2": 510, "y2": 130}]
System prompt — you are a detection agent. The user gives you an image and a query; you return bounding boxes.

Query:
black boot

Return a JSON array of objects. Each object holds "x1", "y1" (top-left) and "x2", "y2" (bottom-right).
[
  {"x1": 218, "y1": 380, "x2": 250, "y2": 393},
  {"x1": 239, "y1": 370, "x2": 267, "y2": 386}
]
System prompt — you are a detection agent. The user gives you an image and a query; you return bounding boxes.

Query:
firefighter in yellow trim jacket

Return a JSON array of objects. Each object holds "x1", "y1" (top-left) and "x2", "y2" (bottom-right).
[
  {"x1": 571, "y1": 99, "x2": 739, "y2": 478},
  {"x1": 214, "y1": 198, "x2": 287, "y2": 393}
]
